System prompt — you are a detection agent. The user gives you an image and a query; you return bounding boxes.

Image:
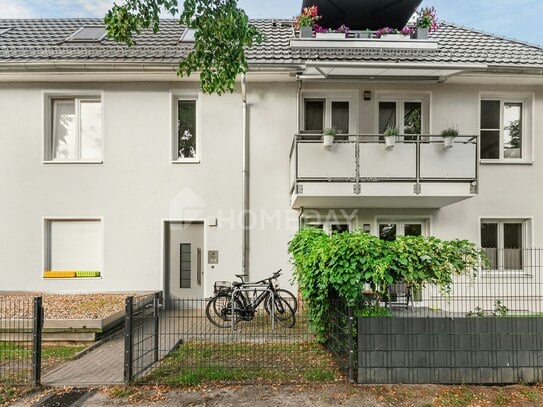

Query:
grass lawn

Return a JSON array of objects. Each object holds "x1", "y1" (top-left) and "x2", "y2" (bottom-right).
[
  {"x1": 1, "y1": 341, "x2": 86, "y2": 387},
  {"x1": 144, "y1": 341, "x2": 341, "y2": 386}
]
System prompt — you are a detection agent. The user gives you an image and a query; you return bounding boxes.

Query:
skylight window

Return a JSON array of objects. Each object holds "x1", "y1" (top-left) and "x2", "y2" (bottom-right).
[
  {"x1": 66, "y1": 26, "x2": 107, "y2": 42},
  {"x1": 179, "y1": 28, "x2": 196, "y2": 42}
]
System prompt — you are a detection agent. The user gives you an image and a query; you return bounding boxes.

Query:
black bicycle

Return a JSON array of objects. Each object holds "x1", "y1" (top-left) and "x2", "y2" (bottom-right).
[{"x1": 206, "y1": 270, "x2": 297, "y2": 328}]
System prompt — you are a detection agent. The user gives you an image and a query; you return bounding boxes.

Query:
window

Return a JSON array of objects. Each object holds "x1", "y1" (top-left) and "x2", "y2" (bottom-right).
[
  {"x1": 180, "y1": 243, "x2": 191, "y2": 288},
  {"x1": 48, "y1": 97, "x2": 102, "y2": 162},
  {"x1": 174, "y1": 99, "x2": 198, "y2": 161},
  {"x1": 481, "y1": 219, "x2": 529, "y2": 271},
  {"x1": 378, "y1": 221, "x2": 425, "y2": 241},
  {"x1": 378, "y1": 99, "x2": 423, "y2": 139},
  {"x1": 305, "y1": 222, "x2": 350, "y2": 234},
  {"x1": 45, "y1": 219, "x2": 102, "y2": 277},
  {"x1": 179, "y1": 28, "x2": 196, "y2": 42},
  {"x1": 302, "y1": 97, "x2": 351, "y2": 134},
  {"x1": 480, "y1": 97, "x2": 530, "y2": 161},
  {"x1": 66, "y1": 26, "x2": 106, "y2": 42}
]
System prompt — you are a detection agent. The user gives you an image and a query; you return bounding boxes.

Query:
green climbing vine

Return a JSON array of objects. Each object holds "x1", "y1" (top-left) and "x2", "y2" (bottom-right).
[{"x1": 288, "y1": 227, "x2": 485, "y2": 341}]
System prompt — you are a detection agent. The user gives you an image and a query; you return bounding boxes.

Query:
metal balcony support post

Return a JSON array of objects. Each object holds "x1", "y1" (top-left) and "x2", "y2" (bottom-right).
[
  {"x1": 32, "y1": 296, "x2": 43, "y2": 388},
  {"x1": 354, "y1": 135, "x2": 361, "y2": 195},
  {"x1": 414, "y1": 134, "x2": 421, "y2": 195}
]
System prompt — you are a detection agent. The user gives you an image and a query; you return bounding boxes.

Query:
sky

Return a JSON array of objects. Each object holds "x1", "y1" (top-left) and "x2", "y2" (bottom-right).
[{"x1": 1, "y1": 0, "x2": 542, "y2": 46}]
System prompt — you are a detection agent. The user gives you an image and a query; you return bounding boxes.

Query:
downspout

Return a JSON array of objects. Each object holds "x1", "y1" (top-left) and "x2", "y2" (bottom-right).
[{"x1": 241, "y1": 74, "x2": 250, "y2": 278}]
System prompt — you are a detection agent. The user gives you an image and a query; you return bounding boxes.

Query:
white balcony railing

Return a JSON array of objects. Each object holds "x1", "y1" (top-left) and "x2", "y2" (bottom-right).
[{"x1": 289, "y1": 134, "x2": 479, "y2": 195}]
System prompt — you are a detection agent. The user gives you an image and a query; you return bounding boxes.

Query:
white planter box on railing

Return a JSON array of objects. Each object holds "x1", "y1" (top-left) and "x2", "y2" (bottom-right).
[{"x1": 316, "y1": 32, "x2": 346, "y2": 40}]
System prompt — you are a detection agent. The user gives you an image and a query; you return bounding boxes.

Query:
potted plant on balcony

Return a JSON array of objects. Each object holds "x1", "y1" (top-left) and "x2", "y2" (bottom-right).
[
  {"x1": 415, "y1": 6, "x2": 438, "y2": 39},
  {"x1": 383, "y1": 125, "x2": 399, "y2": 148},
  {"x1": 376, "y1": 27, "x2": 411, "y2": 41},
  {"x1": 323, "y1": 127, "x2": 336, "y2": 148},
  {"x1": 441, "y1": 125, "x2": 459, "y2": 148},
  {"x1": 295, "y1": 5, "x2": 321, "y2": 38},
  {"x1": 316, "y1": 24, "x2": 350, "y2": 39}
]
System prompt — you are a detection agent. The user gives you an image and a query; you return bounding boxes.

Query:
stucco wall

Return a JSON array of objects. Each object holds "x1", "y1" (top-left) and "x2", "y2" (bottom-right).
[{"x1": 0, "y1": 78, "x2": 542, "y2": 294}]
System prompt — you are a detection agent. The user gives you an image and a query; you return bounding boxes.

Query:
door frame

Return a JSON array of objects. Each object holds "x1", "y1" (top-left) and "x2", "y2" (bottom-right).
[{"x1": 161, "y1": 219, "x2": 207, "y2": 299}]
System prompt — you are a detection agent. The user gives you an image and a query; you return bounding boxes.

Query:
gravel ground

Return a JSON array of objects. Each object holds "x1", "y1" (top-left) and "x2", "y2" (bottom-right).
[{"x1": 0, "y1": 293, "x2": 136, "y2": 319}]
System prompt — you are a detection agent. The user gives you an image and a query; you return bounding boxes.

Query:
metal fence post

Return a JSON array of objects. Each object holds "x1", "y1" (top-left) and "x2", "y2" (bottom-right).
[
  {"x1": 32, "y1": 296, "x2": 43, "y2": 387},
  {"x1": 347, "y1": 306, "x2": 354, "y2": 383},
  {"x1": 124, "y1": 296, "x2": 134, "y2": 383},
  {"x1": 153, "y1": 292, "x2": 160, "y2": 363}
]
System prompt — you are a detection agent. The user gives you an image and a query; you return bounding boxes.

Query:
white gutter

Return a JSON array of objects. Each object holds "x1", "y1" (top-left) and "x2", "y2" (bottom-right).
[{"x1": 241, "y1": 73, "x2": 250, "y2": 279}]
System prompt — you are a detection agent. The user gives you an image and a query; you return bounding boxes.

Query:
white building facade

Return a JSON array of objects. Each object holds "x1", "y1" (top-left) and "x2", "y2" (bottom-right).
[{"x1": 1, "y1": 19, "x2": 542, "y2": 300}]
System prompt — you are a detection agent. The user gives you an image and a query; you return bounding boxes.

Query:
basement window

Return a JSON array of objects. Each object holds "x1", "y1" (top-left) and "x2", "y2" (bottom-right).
[{"x1": 66, "y1": 26, "x2": 107, "y2": 42}]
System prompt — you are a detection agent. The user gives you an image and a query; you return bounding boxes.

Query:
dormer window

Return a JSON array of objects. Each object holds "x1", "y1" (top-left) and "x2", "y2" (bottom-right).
[{"x1": 66, "y1": 26, "x2": 107, "y2": 42}]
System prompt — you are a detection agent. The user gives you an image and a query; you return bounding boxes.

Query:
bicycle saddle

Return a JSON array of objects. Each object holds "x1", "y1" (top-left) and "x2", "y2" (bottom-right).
[{"x1": 232, "y1": 281, "x2": 242, "y2": 287}]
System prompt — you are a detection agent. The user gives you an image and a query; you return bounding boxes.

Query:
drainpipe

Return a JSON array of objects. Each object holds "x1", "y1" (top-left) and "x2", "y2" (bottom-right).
[{"x1": 241, "y1": 74, "x2": 250, "y2": 278}]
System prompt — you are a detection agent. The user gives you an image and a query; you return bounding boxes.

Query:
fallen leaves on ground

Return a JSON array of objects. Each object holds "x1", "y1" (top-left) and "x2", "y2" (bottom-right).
[{"x1": 0, "y1": 293, "x2": 137, "y2": 319}]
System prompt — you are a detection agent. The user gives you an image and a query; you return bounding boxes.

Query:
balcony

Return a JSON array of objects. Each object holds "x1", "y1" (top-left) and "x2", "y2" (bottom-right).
[{"x1": 289, "y1": 134, "x2": 478, "y2": 209}]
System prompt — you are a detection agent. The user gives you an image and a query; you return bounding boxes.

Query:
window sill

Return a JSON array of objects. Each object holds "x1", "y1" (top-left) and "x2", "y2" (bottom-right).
[
  {"x1": 171, "y1": 159, "x2": 200, "y2": 164},
  {"x1": 43, "y1": 277, "x2": 103, "y2": 280},
  {"x1": 480, "y1": 160, "x2": 533, "y2": 165},
  {"x1": 43, "y1": 160, "x2": 103, "y2": 164}
]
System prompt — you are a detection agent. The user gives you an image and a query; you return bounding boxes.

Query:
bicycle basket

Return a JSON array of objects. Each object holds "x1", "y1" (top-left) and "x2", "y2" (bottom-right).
[{"x1": 214, "y1": 281, "x2": 232, "y2": 294}]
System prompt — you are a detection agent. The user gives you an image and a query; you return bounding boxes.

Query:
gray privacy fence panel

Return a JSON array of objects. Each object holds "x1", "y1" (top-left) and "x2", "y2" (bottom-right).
[{"x1": 358, "y1": 317, "x2": 543, "y2": 384}]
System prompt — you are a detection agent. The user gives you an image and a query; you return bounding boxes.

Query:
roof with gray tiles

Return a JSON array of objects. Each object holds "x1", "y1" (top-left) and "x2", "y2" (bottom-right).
[{"x1": 0, "y1": 18, "x2": 542, "y2": 69}]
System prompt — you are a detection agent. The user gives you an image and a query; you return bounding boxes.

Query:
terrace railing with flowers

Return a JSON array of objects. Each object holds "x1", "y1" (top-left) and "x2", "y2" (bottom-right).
[{"x1": 293, "y1": 4, "x2": 439, "y2": 41}]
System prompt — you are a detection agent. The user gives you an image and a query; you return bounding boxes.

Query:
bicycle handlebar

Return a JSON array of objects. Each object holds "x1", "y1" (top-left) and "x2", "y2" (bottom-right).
[{"x1": 235, "y1": 269, "x2": 282, "y2": 286}]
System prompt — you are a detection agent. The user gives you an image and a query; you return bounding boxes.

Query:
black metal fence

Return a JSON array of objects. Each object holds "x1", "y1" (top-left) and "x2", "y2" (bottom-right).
[
  {"x1": 324, "y1": 297, "x2": 356, "y2": 382},
  {"x1": 124, "y1": 293, "x2": 349, "y2": 385},
  {"x1": 0, "y1": 296, "x2": 43, "y2": 386},
  {"x1": 124, "y1": 292, "x2": 161, "y2": 382}
]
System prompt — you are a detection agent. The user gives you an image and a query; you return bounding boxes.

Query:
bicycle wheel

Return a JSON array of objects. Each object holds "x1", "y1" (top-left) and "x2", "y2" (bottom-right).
[
  {"x1": 206, "y1": 293, "x2": 243, "y2": 328},
  {"x1": 266, "y1": 295, "x2": 296, "y2": 328},
  {"x1": 264, "y1": 289, "x2": 298, "y2": 314}
]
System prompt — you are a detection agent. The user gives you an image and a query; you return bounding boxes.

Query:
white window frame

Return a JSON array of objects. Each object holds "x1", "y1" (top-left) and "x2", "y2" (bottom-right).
[
  {"x1": 43, "y1": 91, "x2": 104, "y2": 164},
  {"x1": 300, "y1": 90, "x2": 358, "y2": 135},
  {"x1": 304, "y1": 221, "x2": 353, "y2": 234},
  {"x1": 479, "y1": 217, "x2": 532, "y2": 275},
  {"x1": 375, "y1": 217, "x2": 431, "y2": 239},
  {"x1": 42, "y1": 217, "x2": 104, "y2": 280},
  {"x1": 375, "y1": 93, "x2": 430, "y2": 137},
  {"x1": 479, "y1": 92, "x2": 534, "y2": 164},
  {"x1": 171, "y1": 91, "x2": 201, "y2": 164}
]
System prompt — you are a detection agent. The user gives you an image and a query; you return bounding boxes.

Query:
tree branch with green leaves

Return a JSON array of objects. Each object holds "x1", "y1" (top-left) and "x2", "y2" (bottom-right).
[{"x1": 105, "y1": 0, "x2": 263, "y2": 95}]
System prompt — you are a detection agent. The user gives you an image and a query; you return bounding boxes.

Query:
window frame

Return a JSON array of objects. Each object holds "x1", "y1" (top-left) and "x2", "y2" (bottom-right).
[
  {"x1": 42, "y1": 217, "x2": 104, "y2": 280},
  {"x1": 171, "y1": 92, "x2": 201, "y2": 164},
  {"x1": 304, "y1": 221, "x2": 353, "y2": 234},
  {"x1": 376, "y1": 218, "x2": 430, "y2": 240},
  {"x1": 375, "y1": 95, "x2": 429, "y2": 137},
  {"x1": 479, "y1": 217, "x2": 532, "y2": 275},
  {"x1": 43, "y1": 91, "x2": 104, "y2": 164},
  {"x1": 479, "y1": 93, "x2": 534, "y2": 164},
  {"x1": 300, "y1": 91, "x2": 358, "y2": 135}
]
